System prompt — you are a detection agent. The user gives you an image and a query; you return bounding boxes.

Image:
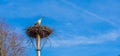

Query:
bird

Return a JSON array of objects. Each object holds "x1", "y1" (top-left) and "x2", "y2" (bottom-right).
[{"x1": 34, "y1": 17, "x2": 43, "y2": 26}]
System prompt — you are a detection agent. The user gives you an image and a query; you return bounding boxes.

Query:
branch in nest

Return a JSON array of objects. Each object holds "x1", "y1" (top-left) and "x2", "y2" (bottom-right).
[{"x1": 26, "y1": 26, "x2": 53, "y2": 38}]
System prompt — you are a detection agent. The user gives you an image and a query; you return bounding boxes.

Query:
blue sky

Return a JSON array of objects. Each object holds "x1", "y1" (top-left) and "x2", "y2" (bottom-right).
[{"x1": 0, "y1": 0, "x2": 120, "y2": 56}]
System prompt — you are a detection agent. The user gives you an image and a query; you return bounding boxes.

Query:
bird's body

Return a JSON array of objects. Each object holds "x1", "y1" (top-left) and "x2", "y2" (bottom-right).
[{"x1": 34, "y1": 22, "x2": 39, "y2": 27}]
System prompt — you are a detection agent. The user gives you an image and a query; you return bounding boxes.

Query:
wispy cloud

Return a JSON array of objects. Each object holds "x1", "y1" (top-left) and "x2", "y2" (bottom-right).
[
  {"x1": 46, "y1": 30, "x2": 120, "y2": 47},
  {"x1": 60, "y1": 0, "x2": 120, "y2": 28}
]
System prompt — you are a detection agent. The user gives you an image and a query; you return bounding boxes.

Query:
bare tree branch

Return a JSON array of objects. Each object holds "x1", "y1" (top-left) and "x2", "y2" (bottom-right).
[{"x1": 0, "y1": 18, "x2": 26, "y2": 56}]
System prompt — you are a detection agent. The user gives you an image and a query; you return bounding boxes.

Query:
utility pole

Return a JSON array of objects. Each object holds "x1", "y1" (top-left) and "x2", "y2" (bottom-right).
[{"x1": 36, "y1": 34, "x2": 40, "y2": 56}]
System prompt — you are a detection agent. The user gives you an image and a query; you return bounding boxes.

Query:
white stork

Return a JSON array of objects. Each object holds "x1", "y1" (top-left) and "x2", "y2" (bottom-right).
[{"x1": 34, "y1": 17, "x2": 43, "y2": 26}]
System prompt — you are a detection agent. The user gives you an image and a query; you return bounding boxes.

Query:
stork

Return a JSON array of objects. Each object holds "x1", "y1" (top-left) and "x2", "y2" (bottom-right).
[{"x1": 34, "y1": 17, "x2": 43, "y2": 26}]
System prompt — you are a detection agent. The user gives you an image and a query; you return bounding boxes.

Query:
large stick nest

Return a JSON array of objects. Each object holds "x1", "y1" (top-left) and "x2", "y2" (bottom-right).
[{"x1": 26, "y1": 26, "x2": 53, "y2": 38}]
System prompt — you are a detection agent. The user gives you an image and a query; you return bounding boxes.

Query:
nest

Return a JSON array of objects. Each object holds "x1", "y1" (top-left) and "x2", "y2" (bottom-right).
[{"x1": 26, "y1": 26, "x2": 53, "y2": 38}]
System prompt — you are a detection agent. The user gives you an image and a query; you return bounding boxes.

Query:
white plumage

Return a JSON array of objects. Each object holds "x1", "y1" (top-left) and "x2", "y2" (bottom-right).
[
  {"x1": 37, "y1": 18, "x2": 42, "y2": 25},
  {"x1": 34, "y1": 17, "x2": 43, "y2": 26}
]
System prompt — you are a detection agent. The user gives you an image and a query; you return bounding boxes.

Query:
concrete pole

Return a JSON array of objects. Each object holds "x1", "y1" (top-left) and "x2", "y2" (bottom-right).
[{"x1": 36, "y1": 34, "x2": 40, "y2": 56}]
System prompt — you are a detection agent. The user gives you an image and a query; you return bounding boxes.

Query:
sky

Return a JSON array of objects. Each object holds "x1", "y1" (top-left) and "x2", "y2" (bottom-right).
[{"x1": 0, "y1": 0, "x2": 120, "y2": 56}]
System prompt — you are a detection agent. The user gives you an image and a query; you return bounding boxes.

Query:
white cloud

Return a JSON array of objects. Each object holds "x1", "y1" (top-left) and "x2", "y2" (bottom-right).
[
  {"x1": 44, "y1": 30, "x2": 120, "y2": 47},
  {"x1": 60, "y1": 0, "x2": 120, "y2": 28}
]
